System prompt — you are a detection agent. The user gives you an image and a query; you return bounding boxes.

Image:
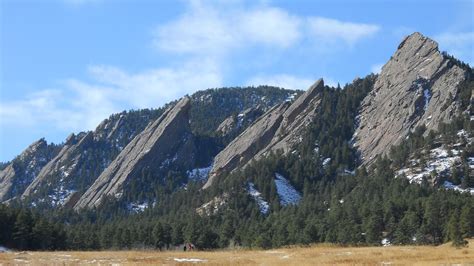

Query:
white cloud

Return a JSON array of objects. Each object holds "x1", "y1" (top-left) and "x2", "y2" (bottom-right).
[
  {"x1": 153, "y1": 1, "x2": 379, "y2": 56},
  {"x1": 1, "y1": 0, "x2": 380, "y2": 144},
  {"x1": 153, "y1": 3, "x2": 302, "y2": 56},
  {"x1": 0, "y1": 62, "x2": 222, "y2": 133},
  {"x1": 370, "y1": 63, "x2": 384, "y2": 74},
  {"x1": 88, "y1": 60, "x2": 221, "y2": 107},
  {"x1": 238, "y1": 8, "x2": 302, "y2": 48},
  {"x1": 435, "y1": 32, "x2": 473, "y2": 65},
  {"x1": 307, "y1": 17, "x2": 380, "y2": 45}
]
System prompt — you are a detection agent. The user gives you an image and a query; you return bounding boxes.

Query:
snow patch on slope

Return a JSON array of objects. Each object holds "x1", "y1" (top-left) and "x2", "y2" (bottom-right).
[
  {"x1": 247, "y1": 182, "x2": 269, "y2": 214},
  {"x1": 322, "y1": 158, "x2": 331, "y2": 167},
  {"x1": 48, "y1": 177, "x2": 76, "y2": 207},
  {"x1": 397, "y1": 147, "x2": 461, "y2": 184},
  {"x1": 423, "y1": 88, "x2": 431, "y2": 111},
  {"x1": 128, "y1": 202, "x2": 148, "y2": 213},
  {"x1": 187, "y1": 165, "x2": 212, "y2": 181},
  {"x1": 443, "y1": 181, "x2": 474, "y2": 195},
  {"x1": 275, "y1": 173, "x2": 301, "y2": 206}
]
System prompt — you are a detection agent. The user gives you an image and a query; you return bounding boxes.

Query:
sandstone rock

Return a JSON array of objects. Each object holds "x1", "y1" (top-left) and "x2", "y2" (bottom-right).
[
  {"x1": 0, "y1": 139, "x2": 58, "y2": 202},
  {"x1": 21, "y1": 132, "x2": 93, "y2": 202},
  {"x1": 0, "y1": 165, "x2": 17, "y2": 202},
  {"x1": 354, "y1": 32, "x2": 468, "y2": 164},
  {"x1": 74, "y1": 97, "x2": 195, "y2": 209},
  {"x1": 20, "y1": 108, "x2": 162, "y2": 207},
  {"x1": 203, "y1": 79, "x2": 324, "y2": 189}
]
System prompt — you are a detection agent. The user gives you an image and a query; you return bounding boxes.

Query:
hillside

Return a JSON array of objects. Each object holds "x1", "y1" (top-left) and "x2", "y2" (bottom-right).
[{"x1": 0, "y1": 32, "x2": 472, "y2": 252}]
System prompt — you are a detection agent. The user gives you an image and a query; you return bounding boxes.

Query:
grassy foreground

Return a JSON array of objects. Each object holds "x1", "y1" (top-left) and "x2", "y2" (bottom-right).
[{"x1": 1, "y1": 240, "x2": 474, "y2": 265}]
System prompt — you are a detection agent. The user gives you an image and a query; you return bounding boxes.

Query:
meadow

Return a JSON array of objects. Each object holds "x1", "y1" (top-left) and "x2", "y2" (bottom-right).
[{"x1": 1, "y1": 239, "x2": 474, "y2": 265}]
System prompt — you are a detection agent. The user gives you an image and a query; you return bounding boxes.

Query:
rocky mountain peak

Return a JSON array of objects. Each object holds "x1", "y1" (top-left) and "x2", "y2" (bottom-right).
[
  {"x1": 203, "y1": 79, "x2": 324, "y2": 189},
  {"x1": 354, "y1": 32, "x2": 468, "y2": 164},
  {"x1": 19, "y1": 139, "x2": 47, "y2": 159},
  {"x1": 0, "y1": 138, "x2": 60, "y2": 202},
  {"x1": 397, "y1": 32, "x2": 437, "y2": 51},
  {"x1": 74, "y1": 96, "x2": 195, "y2": 210}
]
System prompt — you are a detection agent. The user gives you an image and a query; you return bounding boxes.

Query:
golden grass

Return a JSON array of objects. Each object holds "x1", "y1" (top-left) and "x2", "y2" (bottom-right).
[{"x1": 1, "y1": 239, "x2": 474, "y2": 265}]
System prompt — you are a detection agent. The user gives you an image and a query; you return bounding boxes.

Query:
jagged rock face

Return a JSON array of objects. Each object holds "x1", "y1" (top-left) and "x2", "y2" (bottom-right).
[
  {"x1": 20, "y1": 109, "x2": 163, "y2": 207},
  {"x1": 0, "y1": 139, "x2": 60, "y2": 202},
  {"x1": 21, "y1": 132, "x2": 93, "y2": 206},
  {"x1": 354, "y1": 32, "x2": 468, "y2": 164},
  {"x1": 203, "y1": 79, "x2": 324, "y2": 189},
  {"x1": 5, "y1": 87, "x2": 293, "y2": 208},
  {"x1": 216, "y1": 107, "x2": 264, "y2": 136},
  {"x1": 75, "y1": 97, "x2": 195, "y2": 210}
]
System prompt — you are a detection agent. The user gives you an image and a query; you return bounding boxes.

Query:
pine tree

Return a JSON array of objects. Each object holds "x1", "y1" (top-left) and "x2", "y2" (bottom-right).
[
  {"x1": 446, "y1": 209, "x2": 466, "y2": 247},
  {"x1": 460, "y1": 204, "x2": 474, "y2": 238},
  {"x1": 13, "y1": 209, "x2": 33, "y2": 250},
  {"x1": 152, "y1": 222, "x2": 165, "y2": 250},
  {"x1": 31, "y1": 219, "x2": 53, "y2": 250}
]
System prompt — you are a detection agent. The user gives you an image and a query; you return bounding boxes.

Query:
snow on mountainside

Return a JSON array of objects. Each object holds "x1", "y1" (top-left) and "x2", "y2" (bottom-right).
[
  {"x1": 128, "y1": 201, "x2": 156, "y2": 213},
  {"x1": 443, "y1": 181, "x2": 474, "y2": 195},
  {"x1": 275, "y1": 173, "x2": 302, "y2": 206},
  {"x1": 396, "y1": 147, "x2": 461, "y2": 183},
  {"x1": 247, "y1": 182, "x2": 270, "y2": 214},
  {"x1": 187, "y1": 165, "x2": 213, "y2": 182},
  {"x1": 0, "y1": 139, "x2": 60, "y2": 202},
  {"x1": 395, "y1": 129, "x2": 473, "y2": 194}
]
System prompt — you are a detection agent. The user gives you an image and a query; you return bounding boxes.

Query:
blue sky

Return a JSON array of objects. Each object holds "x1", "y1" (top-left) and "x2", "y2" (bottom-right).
[{"x1": 1, "y1": 0, "x2": 473, "y2": 162}]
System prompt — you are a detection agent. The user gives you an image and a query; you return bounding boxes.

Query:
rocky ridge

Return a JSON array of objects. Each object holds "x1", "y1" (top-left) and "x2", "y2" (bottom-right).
[
  {"x1": 0, "y1": 139, "x2": 60, "y2": 202},
  {"x1": 74, "y1": 97, "x2": 195, "y2": 210},
  {"x1": 19, "y1": 109, "x2": 162, "y2": 207},
  {"x1": 203, "y1": 79, "x2": 324, "y2": 189},
  {"x1": 354, "y1": 32, "x2": 468, "y2": 164}
]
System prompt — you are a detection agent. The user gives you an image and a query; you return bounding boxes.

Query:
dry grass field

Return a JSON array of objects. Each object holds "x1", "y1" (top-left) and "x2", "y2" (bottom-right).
[{"x1": 1, "y1": 240, "x2": 474, "y2": 265}]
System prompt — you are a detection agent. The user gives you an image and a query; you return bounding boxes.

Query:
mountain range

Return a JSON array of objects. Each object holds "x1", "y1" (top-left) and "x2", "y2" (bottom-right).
[{"x1": 1, "y1": 32, "x2": 472, "y2": 213}]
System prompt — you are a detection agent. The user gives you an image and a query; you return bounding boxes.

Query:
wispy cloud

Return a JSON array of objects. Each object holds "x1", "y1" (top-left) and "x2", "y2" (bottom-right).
[
  {"x1": 153, "y1": 3, "x2": 302, "y2": 56},
  {"x1": 1, "y1": 0, "x2": 381, "y2": 142},
  {"x1": 307, "y1": 17, "x2": 380, "y2": 46},
  {"x1": 0, "y1": 61, "x2": 222, "y2": 133},
  {"x1": 152, "y1": 1, "x2": 380, "y2": 57}
]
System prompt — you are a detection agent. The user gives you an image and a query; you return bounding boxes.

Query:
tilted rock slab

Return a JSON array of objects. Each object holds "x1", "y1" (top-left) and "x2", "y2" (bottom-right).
[
  {"x1": 0, "y1": 139, "x2": 59, "y2": 202},
  {"x1": 21, "y1": 132, "x2": 93, "y2": 205},
  {"x1": 74, "y1": 97, "x2": 195, "y2": 210},
  {"x1": 354, "y1": 32, "x2": 468, "y2": 164},
  {"x1": 21, "y1": 109, "x2": 162, "y2": 207},
  {"x1": 203, "y1": 79, "x2": 324, "y2": 189}
]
